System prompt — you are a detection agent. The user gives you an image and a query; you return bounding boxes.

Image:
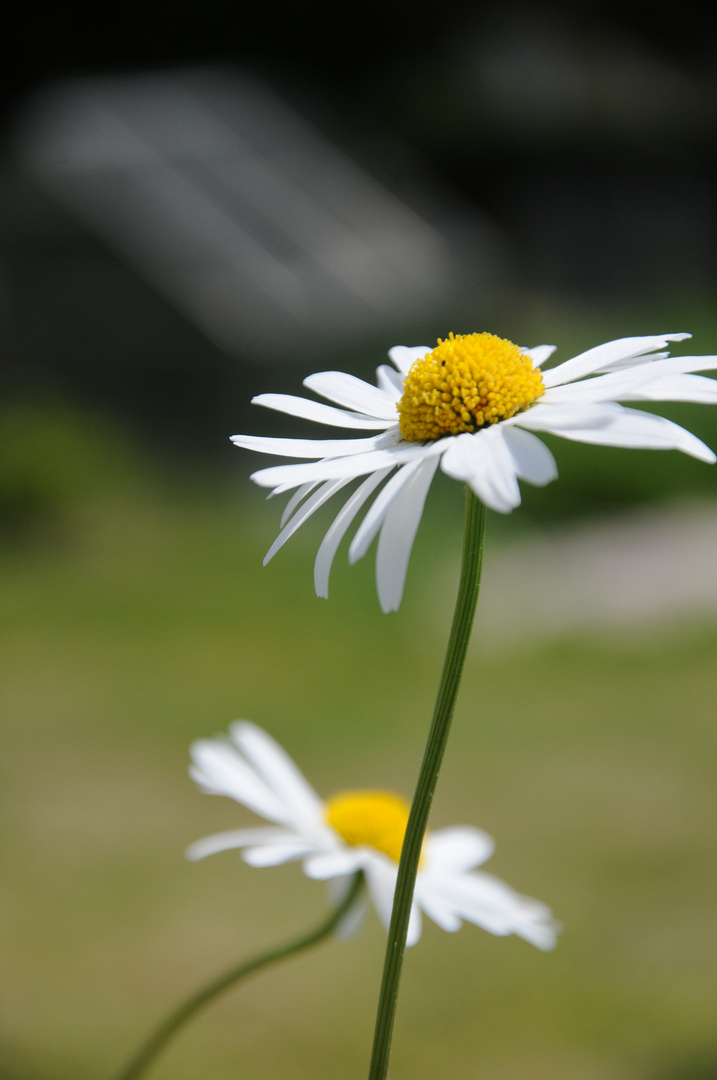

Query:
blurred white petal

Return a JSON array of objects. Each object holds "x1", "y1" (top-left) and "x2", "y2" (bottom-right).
[
  {"x1": 230, "y1": 722, "x2": 325, "y2": 825},
  {"x1": 424, "y1": 826, "x2": 495, "y2": 873},
  {"x1": 186, "y1": 827, "x2": 295, "y2": 861},
  {"x1": 189, "y1": 724, "x2": 557, "y2": 950}
]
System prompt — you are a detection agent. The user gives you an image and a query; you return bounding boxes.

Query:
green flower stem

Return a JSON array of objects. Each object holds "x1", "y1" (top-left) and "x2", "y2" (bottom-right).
[
  {"x1": 114, "y1": 871, "x2": 364, "y2": 1080},
  {"x1": 368, "y1": 488, "x2": 487, "y2": 1080}
]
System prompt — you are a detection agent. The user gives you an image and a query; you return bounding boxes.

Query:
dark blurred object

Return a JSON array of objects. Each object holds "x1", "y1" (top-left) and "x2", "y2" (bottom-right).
[
  {"x1": 16, "y1": 68, "x2": 504, "y2": 360},
  {"x1": 652, "y1": 1047, "x2": 717, "y2": 1080},
  {"x1": 382, "y1": 3, "x2": 717, "y2": 294}
]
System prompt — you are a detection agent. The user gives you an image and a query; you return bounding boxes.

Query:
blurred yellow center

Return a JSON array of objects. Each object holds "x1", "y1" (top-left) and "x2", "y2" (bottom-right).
[
  {"x1": 397, "y1": 331, "x2": 545, "y2": 442},
  {"x1": 325, "y1": 790, "x2": 414, "y2": 864}
]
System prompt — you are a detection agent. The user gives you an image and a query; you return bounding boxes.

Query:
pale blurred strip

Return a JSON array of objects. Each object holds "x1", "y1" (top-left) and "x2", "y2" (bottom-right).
[{"x1": 17, "y1": 68, "x2": 506, "y2": 360}]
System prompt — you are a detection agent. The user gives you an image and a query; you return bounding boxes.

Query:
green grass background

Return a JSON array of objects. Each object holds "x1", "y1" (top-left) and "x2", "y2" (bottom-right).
[{"x1": 2, "y1": 298, "x2": 717, "y2": 1080}]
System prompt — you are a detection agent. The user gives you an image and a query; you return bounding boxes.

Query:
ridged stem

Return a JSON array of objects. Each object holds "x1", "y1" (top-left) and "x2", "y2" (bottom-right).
[{"x1": 367, "y1": 488, "x2": 486, "y2": 1080}]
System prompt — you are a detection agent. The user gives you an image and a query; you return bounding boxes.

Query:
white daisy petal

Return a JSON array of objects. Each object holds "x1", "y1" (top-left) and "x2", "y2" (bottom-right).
[
  {"x1": 543, "y1": 369, "x2": 717, "y2": 405},
  {"x1": 303, "y1": 371, "x2": 399, "y2": 419},
  {"x1": 513, "y1": 913, "x2": 562, "y2": 951},
  {"x1": 252, "y1": 393, "x2": 394, "y2": 430},
  {"x1": 243, "y1": 840, "x2": 318, "y2": 867},
  {"x1": 441, "y1": 429, "x2": 521, "y2": 513},
  {"x1": 375, "y1": 454, "x2": 442, "y2": 613},
  {"x1": 430, "y1": 872, "x2": 514, "y2": 919},
  {"x1": 263, "y1": 478, "x2": 353, "y2": 565},
  {"x1": 231, "y1": 431, "x2": 392, "y2": 460},
  {"x1": 303, "y1": 850, "x2": 364, "y2": 879},
  {"x1": 388, "y1": 345, "x2": 430, "y2": 374},
  {"x1": 426, "y1": 874, "x2": 558, "y2": 946},
  {"x1": 229, "y1": 722, "x2": 325, "y2": 824},
  {"x1": 553, "y1": 406, "x2": 716, "y2": 462},
  {"x1": 541, "y1": 376, "x2": 635, "y2": 404},
  {"x1": 414, "y1": 888, "x2": 463, "y2": 932},
  {"x1": 592, "y1": 350, "x2": 667, "y2": 371},
  {"x1": 186, "y1": 827, "x2": 296, "y2": 861},
  {"x1": 189, "y1": 742, "x2": 294, "y2": 825},
  {"x1": 362, "y1": 855, "x2": 403, "y2": 934},
  {"x1": 542, "y1": 333, "x2": 691, "y2": 387},
  {"x1": 406, "y1": 903, "x2": 423, "y2": 947},
  {"x1": 327, "y1": 876, "x2": 369, "y2": 938},
  {"x1": 426, "y1": 873, "x2": 558, "y2": 949},
  {"x1": 472, "y1": 429, "x2": 521, "y2": 511},
  {"x1": 279, "y1": 482, "x2": 317, "y2": 526},
  {"x1": 522, "y1": 344, "x2": 557, "y2": 366},
  {"x1": 314, "y1": 469, "x2": 393, "y2": 599},
  {"x1": 249, "y1": 444, "x2": 418, "y2": 491},
  {"x1": 514, "y1": 402, "x2": 616, "y2": 432},
  {"x1": 649, "y1": 353, "x2": 717, "y2": 376},
  {"x1": 438, "y1": 432, "x2": 477, "y2": 485},
  {"x1": 376, "y1": 364, "x2": 405, "y2": 398},
  {"x1": 501, "y1": 426, "x2": 558, "y2": 486},
  {"x1": 459, "y1": 454, "x2": 519, "y2": 515},
  {"x1": 620, "y1": 373, "x2": 717, "y2": 404},
  {"x1": 348, "y1": 459, "x2": 425, "y2": 564},
  {"x1": 423, "y1": 827, "x2": 495, "y2": 874},
  {"x1": 335, "y1": 892, "x2": 369, "y2": 939}
]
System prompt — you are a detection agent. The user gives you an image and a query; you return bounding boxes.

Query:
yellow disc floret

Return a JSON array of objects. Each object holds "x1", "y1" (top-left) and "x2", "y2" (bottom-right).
[
  {"x1": 397, "y1": 331, "x2": 545, "y2": 442},
  {"x1": 325, "y1": 789, "x2": 417, "y2": 864}
]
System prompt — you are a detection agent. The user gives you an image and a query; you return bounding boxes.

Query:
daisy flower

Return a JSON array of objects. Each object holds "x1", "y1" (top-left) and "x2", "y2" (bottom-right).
[
  {"x1": 187, "y1": 722, "x2": 559, "y2": 950},
  {"x1": 231, "y1": 331, "x2": 717, "y2": 611}
]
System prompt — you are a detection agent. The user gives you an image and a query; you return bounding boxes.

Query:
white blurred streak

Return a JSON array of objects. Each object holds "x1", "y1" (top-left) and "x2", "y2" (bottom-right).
[{"x1": 17, "y1": 68, "x2": 497, "y2": 358}]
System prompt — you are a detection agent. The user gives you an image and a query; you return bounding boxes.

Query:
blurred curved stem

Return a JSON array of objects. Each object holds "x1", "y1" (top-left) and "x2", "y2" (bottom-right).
[
  {"x1": 368, "y1": 488, "x2": 486, "y2": 1080},
  {"x1": 114, "y1": 871, "x2": 364, "y2": 1080}
]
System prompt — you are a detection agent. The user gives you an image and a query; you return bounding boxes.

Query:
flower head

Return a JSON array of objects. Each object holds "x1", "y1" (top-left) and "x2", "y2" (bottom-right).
[
  {"x1": 187, "y1": 722, "x2": 558, "y2": 950},
  {"x1": 232, "y1": 331, "x2": 717, "y2": 611}
]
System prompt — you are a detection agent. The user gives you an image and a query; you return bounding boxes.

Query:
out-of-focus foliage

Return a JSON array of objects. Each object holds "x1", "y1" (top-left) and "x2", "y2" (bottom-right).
[{"x1": 0, "y1": 402, "x2": 149, "y2": 537}]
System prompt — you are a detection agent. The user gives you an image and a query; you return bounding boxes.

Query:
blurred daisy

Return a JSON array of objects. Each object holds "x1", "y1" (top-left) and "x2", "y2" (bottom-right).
[
  {"x1": 232, "y1": 331, "x2": 717, "y2": 611},
  {"x1": 187, "y1": 722, "x2": 558, "y2": 950}
]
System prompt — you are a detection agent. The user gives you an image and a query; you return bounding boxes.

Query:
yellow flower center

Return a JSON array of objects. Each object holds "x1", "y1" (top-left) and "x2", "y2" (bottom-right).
[
  {"x1": 325, "y1": 790, "x2": 416, "y2": 864},
  {"x1": 397, "y1": 331, "x2": 545, "y2": 442}
]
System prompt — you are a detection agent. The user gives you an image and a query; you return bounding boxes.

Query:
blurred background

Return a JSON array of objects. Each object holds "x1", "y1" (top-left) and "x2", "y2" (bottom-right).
[{"x1": 2, "y1": 2, "x2": 717, "y2": 1078}]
